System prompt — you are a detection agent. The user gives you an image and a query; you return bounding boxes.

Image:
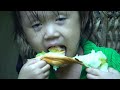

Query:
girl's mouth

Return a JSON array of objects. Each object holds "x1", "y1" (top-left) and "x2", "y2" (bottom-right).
[{"x1": 47, "y1": 45, "x2": 67, "y2": 56}]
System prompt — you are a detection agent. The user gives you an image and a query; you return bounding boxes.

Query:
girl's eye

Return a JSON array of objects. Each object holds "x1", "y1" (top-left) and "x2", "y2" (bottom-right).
[
  {"x1": 55, "y1": 15, "x2": 67, "y2": 25},
  {"x1": 56, "y1": 17, "x2": 66, "y2": 21},
  {"x1": 32, "y1": 22, "x2": 42, "y2": 31},
  {"x1": 32, "y1": 23, "x2": 41, "y2": 28}
]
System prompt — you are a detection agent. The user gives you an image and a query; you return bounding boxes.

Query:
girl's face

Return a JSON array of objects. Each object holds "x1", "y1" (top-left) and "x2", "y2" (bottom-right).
[{"x1": 20, "y1": 11, "x2": 81, "y2": 57}]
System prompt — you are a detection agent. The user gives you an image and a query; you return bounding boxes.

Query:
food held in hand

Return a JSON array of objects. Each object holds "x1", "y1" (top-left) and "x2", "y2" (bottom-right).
[
  {"x1": 36, "y1": 46, "x2": 108, "y2": 72},
  {"x1": 35, "y1": 46, "x2": 81, "y2": 71},
  {"x1": 73, "y1": 50, "x2": 108, "y2": 72}
]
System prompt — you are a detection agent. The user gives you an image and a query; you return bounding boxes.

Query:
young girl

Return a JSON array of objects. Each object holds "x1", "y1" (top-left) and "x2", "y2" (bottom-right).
[{"x1": 13, "y1": 11, "x2": 120, "y2": 79}]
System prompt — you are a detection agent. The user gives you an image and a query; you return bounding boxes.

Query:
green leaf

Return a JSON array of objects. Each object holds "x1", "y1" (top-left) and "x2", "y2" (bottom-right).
[
  {"x1": 53, "y1": 66, "x2": 59, "y2": 71},
  {"x1": 36, "y1": 51, "x2": 46, "y2": 57}
]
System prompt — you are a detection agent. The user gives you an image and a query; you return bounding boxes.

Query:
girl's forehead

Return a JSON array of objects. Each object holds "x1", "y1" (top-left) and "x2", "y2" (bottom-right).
[{"x1": 20, "y1": 11, "x2": 72, "y2": 17}]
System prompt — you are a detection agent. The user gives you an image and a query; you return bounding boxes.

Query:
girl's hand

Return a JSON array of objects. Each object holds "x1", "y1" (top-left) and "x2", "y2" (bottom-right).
[
  {"x1": 86, "y1": 67, "x2": 120, "y2": 79},
  {"x1": 18, "y1": 58, "x2": 50, "y2": 79}
]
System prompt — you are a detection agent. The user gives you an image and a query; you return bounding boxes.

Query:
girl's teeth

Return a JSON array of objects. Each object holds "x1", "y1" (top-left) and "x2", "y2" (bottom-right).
[{"x1": 48, "y1": 46, "x2": 65, "y2": 51}]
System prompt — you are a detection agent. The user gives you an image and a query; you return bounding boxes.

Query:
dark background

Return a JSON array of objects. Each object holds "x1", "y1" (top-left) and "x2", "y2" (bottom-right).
[{"x1": 0, "y1": 11, "x2": 18, "y2": 79}]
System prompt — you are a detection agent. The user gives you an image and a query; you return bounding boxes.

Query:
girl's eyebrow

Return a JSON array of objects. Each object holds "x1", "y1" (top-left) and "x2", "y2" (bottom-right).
[
  {"x1": 57, "y1": 11, "x2": 70, "y2": 17},
  {"x1": 31, "y1": 11, "x2": 41, "y2": 22},
  {"x1": 25, "y1": 11, "x2": 33, "y2": 25},
  {"x1": 24, "y1": 11, "x2": 69, "y2": 18},
  {"x1": 24, "y1": 12, "x2": 39, "y2": 31},
  {"x1": 23, "y1": 11, "x2": 41, "y2": 23},
  {"x1": 52, "y1": 11, "x2": 59, "y2": 16},
  {"x1": 22, "y1": 11, "x2": 70, "y2": 24}
]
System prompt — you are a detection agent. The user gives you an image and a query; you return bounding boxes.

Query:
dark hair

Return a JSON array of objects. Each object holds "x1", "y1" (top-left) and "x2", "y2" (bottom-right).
[
  {"x1": 13, "y1": 11, "x2": 93, "y2": 61},
  {"x1": 13, "y1": 11, "x2": 37, "y2": 61},
  {"x1": 79, "y1": 11, "x2": 93, "y2": 40}
]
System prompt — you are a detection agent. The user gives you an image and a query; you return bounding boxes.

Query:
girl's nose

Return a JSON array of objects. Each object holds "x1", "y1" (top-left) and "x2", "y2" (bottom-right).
[{"x1": 44, "y1": 24, "x2": 60, "y2": 40}]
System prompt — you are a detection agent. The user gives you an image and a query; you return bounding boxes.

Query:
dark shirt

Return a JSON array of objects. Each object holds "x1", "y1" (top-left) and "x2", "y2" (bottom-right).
[{"x1": 16, "y1": 55, "x2": 23, "y2": 74}]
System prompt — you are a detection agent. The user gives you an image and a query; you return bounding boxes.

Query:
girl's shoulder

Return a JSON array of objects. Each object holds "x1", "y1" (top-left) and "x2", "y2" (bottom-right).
[
  {"x1": 81, "y1": 39, "x2": 98, "y2": 54},
  {"x1": 81, "y1": 38, "x2": 119, "y2": 56}
]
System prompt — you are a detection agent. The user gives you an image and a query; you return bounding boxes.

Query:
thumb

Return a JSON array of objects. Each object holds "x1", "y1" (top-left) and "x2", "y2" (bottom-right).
[
  {"x1": 25, "y1": 58, "x2": 40, "y2": 66},
  {"x1": 108, "y1": 67, "x2": 119, "y2": 73}
]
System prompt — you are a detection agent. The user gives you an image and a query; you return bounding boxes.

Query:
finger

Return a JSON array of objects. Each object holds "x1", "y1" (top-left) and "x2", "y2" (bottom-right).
[
  {"x1": 44, "y1": 71, "x2": 50, "y2": 78},
  {"x1": 35, "y1": 57, "x2": 42, "y2": 61},
  {"x1": 86, "y1": 68, "x2": 100, "y2": 75},
  {"x1": 27, "y1": 57, "x2": 41, "y2": 62},
  {"x1": 35, "y1": 73, "x2": 45, "y2": 79},
  {"x1": 109, "y1": 67, "x2": 119, "y2": 73},
  {"x1": 41, "y1": 64, "x2": 50, "y2": 73},
  {"x1": 45, "y1": 76, "x2": 49, "y2": 79},
  {"x1": 37, "y1": 70, "x2": 50, "y2": 79},
  {"x1": 31, "y1": 60, "x2": 47, "y2": 69},
  {"x1": 25, "y1": 59, "x2": 39, "y2": 66},
  {"x1": 87, "y1": 74, "x2": 99, "y2": 79}
]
